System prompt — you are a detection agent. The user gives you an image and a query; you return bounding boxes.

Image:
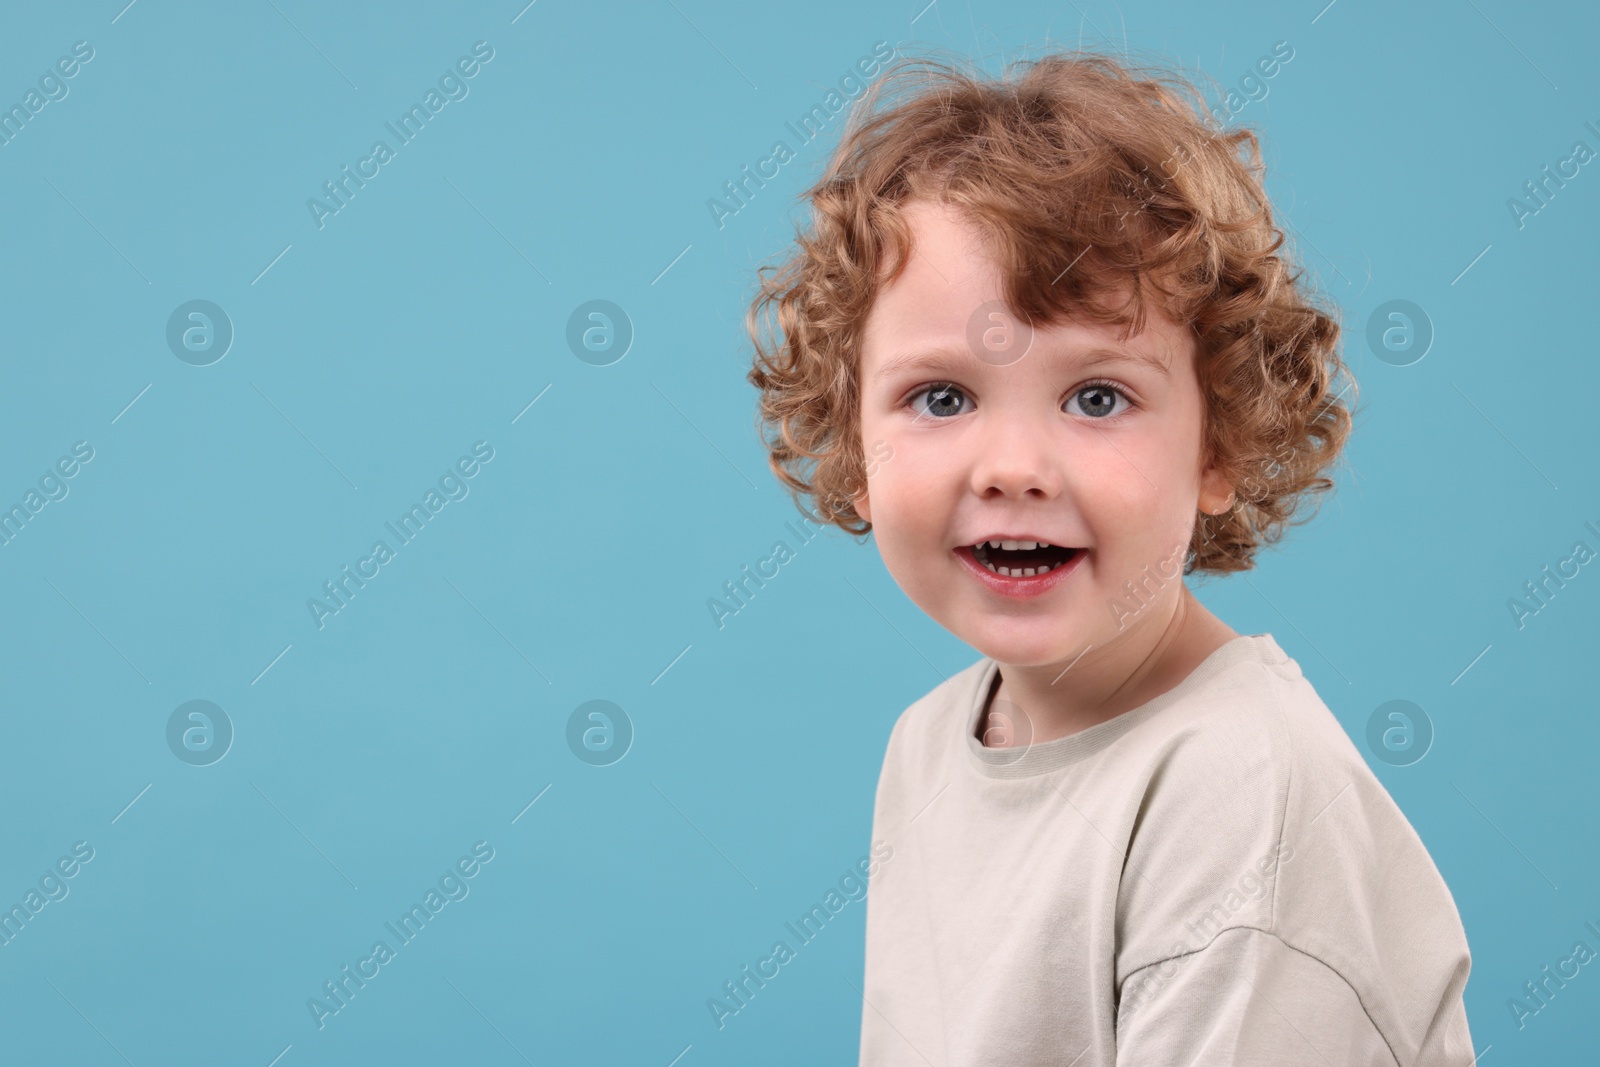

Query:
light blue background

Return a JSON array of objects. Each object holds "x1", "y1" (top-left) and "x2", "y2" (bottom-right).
[{"x1": 1, "y1": 0, "x2": 1595, "y2": 1063}]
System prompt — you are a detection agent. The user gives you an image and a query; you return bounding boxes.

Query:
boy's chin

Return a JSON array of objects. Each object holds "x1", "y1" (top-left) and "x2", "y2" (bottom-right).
[{"x1": 959, "y1": 623, "x2": 1088, "y2": 671}]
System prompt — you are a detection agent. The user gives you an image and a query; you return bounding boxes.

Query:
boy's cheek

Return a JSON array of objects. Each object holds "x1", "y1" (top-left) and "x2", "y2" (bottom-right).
[{"x1": 857, "y1": 480, "x2": 934, "y2": 540}]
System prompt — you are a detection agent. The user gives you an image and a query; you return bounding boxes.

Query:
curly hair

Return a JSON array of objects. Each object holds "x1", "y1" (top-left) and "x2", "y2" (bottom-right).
[{"x1": 744, "y1": 45, "x2": 1356, "y2": 575}]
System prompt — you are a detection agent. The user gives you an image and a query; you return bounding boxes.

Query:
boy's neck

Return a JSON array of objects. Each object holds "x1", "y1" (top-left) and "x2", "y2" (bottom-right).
[{"x1": 977, "y1": 585, "x2": 1239, "y2": 748}]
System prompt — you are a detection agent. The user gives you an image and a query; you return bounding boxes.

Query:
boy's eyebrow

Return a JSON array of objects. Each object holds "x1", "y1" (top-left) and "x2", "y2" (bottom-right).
[{"x1": 870, "y1": 344, "x2": 1172, "y2": 384}]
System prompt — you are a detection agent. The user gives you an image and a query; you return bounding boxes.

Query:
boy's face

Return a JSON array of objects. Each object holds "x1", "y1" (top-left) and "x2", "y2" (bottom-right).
[{"x1": 853, "y1": 199, "x2": 1233, "y2": 668}]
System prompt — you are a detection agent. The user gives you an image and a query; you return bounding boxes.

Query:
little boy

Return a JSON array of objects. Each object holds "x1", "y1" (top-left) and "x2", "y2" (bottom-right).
[{"x1": 746, "y1": 48, "x2": 1474, "y2": 1066}]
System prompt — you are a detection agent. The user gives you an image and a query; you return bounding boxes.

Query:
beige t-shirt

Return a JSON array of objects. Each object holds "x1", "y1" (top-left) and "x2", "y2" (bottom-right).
[{"x1": 858, "y1": 633, "x2": 1475, "y2": 1066}]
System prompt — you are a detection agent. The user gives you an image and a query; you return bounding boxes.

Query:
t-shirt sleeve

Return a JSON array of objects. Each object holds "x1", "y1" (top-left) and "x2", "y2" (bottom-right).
[{"x1": 1116, "y1": 926, "x2": 1400, "y2": 1066}]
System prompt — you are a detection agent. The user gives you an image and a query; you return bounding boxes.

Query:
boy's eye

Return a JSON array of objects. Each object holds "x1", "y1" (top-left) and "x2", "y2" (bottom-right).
[
  {"x1": 1074, "y1": 383, "x2": 1131, "y2": 418},
  {"x1": 908, "y1": 383, "x2": 970, "y2": 418},
  {"x1": 905, "y1": 382, "x2": 1133, "y2": 420}
]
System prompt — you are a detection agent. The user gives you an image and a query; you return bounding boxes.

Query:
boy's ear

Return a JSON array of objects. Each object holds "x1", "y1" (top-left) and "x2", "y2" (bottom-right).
[
  {"x1": 853, "y1": 487, "x2": 872, "y2": 523},
  {"x1": 1196, "y1": 460, "x2": 1234, "y2": 516}
]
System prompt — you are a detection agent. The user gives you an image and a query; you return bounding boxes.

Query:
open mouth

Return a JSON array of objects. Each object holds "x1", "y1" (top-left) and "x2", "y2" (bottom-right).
[{"x1": 969, "y1": 540, "x2": 1080, "y2": 577}]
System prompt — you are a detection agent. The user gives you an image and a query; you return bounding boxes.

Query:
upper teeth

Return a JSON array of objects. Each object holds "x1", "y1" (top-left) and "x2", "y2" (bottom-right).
[{"x1": 981, "y1": 539, "x2": 1049, "y2": 550}]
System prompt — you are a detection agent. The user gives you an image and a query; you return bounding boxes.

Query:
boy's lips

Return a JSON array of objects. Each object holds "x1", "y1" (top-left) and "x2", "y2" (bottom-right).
[{"x1": 953, "y1": 543, "x2": 1085, "y2": 599}]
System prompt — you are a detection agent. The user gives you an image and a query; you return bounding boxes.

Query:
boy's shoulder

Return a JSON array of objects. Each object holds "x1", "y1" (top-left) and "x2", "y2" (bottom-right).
[
  {"x1": 1112, "y1": 632, "x2": 1447, "y2": 908},
  {"x1": 1119, "y1": 631, "x2": 1371, "y2": 805},
  {"x1": 1113, "y1": 636, "x2": 1471, "y2": 1060}
]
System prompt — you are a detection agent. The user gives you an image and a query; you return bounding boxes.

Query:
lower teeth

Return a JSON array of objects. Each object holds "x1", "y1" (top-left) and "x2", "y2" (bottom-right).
[
  {"x1": 973, "y1": 549, "x2": 1070, "y2": 578},
  {"x1": 986, "y1": 562, "x2": 1051, "y2": 577}
]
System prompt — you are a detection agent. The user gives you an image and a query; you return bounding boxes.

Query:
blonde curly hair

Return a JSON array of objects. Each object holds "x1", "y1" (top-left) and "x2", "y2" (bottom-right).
[{"x1": 745, "y1": 46, "x2": 1355, "y2": 575}]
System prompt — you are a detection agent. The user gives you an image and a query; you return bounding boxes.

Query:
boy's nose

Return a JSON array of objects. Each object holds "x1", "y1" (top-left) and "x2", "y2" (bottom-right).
[{"x1": 968, "y1": 414, "x2": 1065, "y2": 500}]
